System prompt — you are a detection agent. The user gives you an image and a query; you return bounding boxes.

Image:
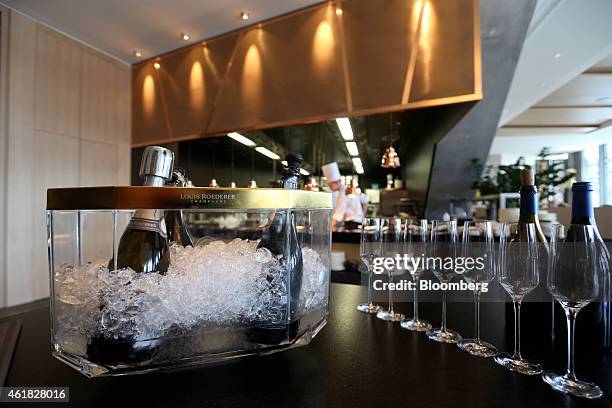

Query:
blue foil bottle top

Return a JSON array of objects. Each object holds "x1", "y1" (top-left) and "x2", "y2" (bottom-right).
[
  {"x1": 571, "y1": 181, "x2": 594, "y2": 219},
  {"x1": 572, "y1": 181, "x2": 593, "y2": 192}
]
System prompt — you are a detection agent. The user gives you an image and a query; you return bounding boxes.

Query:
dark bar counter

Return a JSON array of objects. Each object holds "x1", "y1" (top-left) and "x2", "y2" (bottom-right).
[{"x1": 3, "y1": 283, "x2": 612, "y2": 407}]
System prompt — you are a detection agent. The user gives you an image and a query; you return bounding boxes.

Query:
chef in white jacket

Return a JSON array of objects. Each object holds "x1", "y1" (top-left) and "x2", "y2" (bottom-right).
[{"x1": 321, "y1": 162, "x2": 368, "y2": 231}]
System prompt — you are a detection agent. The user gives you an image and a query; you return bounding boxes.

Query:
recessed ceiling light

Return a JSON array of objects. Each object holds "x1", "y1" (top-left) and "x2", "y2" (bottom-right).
[
  {"x1": 240, "y1": 10, "x2": 250, "y2": 20},
  {"x1": 300, "y1": 168, "x2": 310, "y2": 176},
  {"x1": 134, "y1": 50, "x2": 142, "y2": 58},
  {"x1": 336, "y1": 117, "x2": 354, "y2": 141},
  {"x1": 227, "y1": 132, "x2": 255, "y2": 147},
  {"x1": 352, "y1": 157, "x2": 362, "y2": 167},
  {"x1": 335, "y1": 7, "x2": 343, "y2": 16},
  {"x1": 346, "y1": 141, "x2": 359, "y2": 156},
  {"x1": 281, "y1": 160, "x2": 288, "y2": 166},
  {"x1": 181, "y1": 32, "x2": 190, "y2": 41},
  {"x1": 255, "y1": 146, "x2": 280, "y2": 160},
  {"x1": 554, "y1": 52, "x2": 561, "y2": 59},
  {"x1": 153, "y1": 62, "x2": 161, "y2": 70}
]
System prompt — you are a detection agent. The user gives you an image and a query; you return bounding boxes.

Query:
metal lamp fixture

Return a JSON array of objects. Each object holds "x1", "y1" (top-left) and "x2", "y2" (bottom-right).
[{"x1": 381, "y1": 146, "x2": 401, "y2": 168}]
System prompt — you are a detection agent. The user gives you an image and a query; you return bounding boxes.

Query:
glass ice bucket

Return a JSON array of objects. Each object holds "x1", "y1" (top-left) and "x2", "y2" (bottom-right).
[{"x1": 46, "y1": 186, "x2": 332, "y2": 377}]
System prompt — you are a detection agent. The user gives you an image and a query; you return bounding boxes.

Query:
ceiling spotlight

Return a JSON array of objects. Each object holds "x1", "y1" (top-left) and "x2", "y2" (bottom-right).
[
  {"x1": 134, "y1": 50, "x2": 142, "y2": 58},
  {"x1": 153, "y1": 62, "x2": 161, "y2": 70},
  {"x1": 554, "y1": 52, "x2": 561, "y2": 59},
  {"x1": 181, "y1": 32, "x2": 190, "y2": 41},
  {"x1": 281, "y1": 160, "x2": 288, "y2": 166},
  {"x1": 240, "y1": 10, "x2": 250, "y2": 20},
  {"x1": 352, "y1": 157, "x2": 362, "y2": 168},
  {"x1": 336, "y1": 117, "x2": 354, "y2": 141},
  {"x1": 300, "y1": 168, "x2": 310, "y2": 176},
  {"x1": 255, "y1": 146, "x2": 280, "y2": 160},
  {"x1": 355, "y1": 166, "x2": 364, "y2": 175},
  {"x1": 227, "y1": 132, "x2": 256, "y2": 147},
  {"x1": 346, "y1": 141, "x2": 359, "y2": 156},
  {"x1": 335, "y1": 7, "x2": 343, "y2": 16}
]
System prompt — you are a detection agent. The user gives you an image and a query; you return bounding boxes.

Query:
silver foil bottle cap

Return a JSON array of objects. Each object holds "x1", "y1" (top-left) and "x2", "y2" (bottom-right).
[{"x1": 139, "y1": 146, "x2": 174, "y2": 180}]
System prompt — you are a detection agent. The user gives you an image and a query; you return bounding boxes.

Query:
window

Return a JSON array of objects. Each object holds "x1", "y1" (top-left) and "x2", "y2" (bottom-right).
[{"x1": 582, "y1": 145, "x2": 601, "y2": 205}]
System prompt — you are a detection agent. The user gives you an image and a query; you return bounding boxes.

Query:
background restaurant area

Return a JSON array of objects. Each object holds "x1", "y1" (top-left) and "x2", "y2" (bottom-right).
[{"x1": 0, "y1": 0, "x2": 612, "y2": 406}]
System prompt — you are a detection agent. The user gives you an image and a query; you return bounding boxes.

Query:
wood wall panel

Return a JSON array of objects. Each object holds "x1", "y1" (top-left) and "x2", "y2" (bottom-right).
[
  {"x1": 131, "y1": 0, "x2": 481, "y2": 146},
  {"x1": 80, "y1": 140, "x2": 118, "y2": 185},
  {"x1": 2, "y1": 11, "x2": 131, "y2": 306},
  {"x1": 34, "y1": 26, "x2": 81, "y2": 138},
  {"x1": 81, "y1": 50, "x2": 118, "y2": 143},
  {"x1": 6, "y1": 12, "x2": 37, "y2": 306}
]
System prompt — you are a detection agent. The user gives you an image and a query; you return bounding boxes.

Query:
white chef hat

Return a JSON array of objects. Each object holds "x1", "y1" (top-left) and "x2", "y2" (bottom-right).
[{"x1": 321, "y1": 162, "x2": 341, "y2": 182}]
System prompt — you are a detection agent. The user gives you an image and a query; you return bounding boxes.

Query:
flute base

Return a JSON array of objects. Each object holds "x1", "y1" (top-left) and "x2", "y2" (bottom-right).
[
  {"x1": 457, "y1": 339, "x2": 497, "y2": 357},
  {"x1": 400, "y1": 318, "x2": 432, "y2": 332},
  {"x1": 356, "y1": 303, "x2": 382, "y2": 314},
  {"x1": 494, "y1": 352, "x2": 542, "y2": 375},
  {"x1": 542, "y1": 371, "x2": 603, "y2": 399},
  {"x1": 376, "y1": 310, "x2": 404, "y2": 322},
  {"x1": 426, "y1": 327, "x2": 462, "y2": 343}
]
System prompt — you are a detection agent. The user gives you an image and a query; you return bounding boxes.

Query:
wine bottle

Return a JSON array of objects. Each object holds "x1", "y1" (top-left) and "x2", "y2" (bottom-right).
[
  {"x1": 506, "y1": 169, "x2": 552, "y2": 339},
  {"x1": 89, "y1": 146, "x2": 174, "y2": 366},
  {"x1": 164, "y1": 167, "x2": 194, "y2": 247},
  {"x1": 555, "y1": 182, "x2": 608, "y2": 350},
  {"x1": 108, "y1": 146, "x2": 173, "y2": 274},
  {"x1": 247, "y1": 153, "x2": 304, "y2": 345}
]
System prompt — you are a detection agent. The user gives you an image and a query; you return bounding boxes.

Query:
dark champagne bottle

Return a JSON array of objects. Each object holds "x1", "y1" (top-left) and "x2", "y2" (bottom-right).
[
  {"x1": 506, "y1": 169, "x2": 552, "y2": 339},
  {"x1": 89, "y1": 146, "x2": 174, "y2": 366},
  {"x1": 554, "y1": 182, "x2": 608, "y2": 350},
  {"x1": 165, "y1": 167, "x2": 194, "y2": 247},
  {"x1": 247, "y1": 153, "x2": 304, "y2": 345},
  {"x1": 108, "y1": 146, "x2": 173, "y2": 273}
]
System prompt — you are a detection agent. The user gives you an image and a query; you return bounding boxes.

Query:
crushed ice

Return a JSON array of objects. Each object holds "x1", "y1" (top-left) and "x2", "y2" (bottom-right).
[{"x1": 54, "y1": 239, "x2": 329, "y2": 341}]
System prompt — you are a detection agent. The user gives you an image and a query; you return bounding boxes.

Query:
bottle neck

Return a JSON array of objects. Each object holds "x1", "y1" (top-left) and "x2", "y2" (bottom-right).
[
  {"x1": 519, "y1": 186, "x2": 538, "y2": 221},
  {"x1": 144, "y1": 175, "x2": 166, "y2": 187},
  {"x1": 571, "y1": 189, "x2": 595, "y2": 224}
]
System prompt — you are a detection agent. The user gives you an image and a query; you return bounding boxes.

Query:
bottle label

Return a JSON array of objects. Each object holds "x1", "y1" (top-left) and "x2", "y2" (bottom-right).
[{"x1": 127, "y1": 216, "x2": 167, "y2": 238}]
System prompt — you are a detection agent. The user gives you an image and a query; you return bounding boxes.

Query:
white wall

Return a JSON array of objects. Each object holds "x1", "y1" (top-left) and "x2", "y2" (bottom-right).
[{"x1": 0, "y1": 9, "x2": 131, "y2": 306}]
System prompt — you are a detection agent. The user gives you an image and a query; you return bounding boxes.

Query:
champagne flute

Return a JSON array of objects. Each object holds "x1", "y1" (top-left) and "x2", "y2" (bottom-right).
[
  {"x1": 426, "y1": 220, "x2": 462, "y2": 343},
  {"x1": 494, "y1": 222, "x2": 543, "y2": 375},
  {"x1": 542, "y1": 224, "x2": 606, "y2": 399},
  {"x1": 357, "y1": 218, "x2": 383, "y2": 314},
  {"x1": 401, "y1": 219, "x2": 432, "y2": 331},
  {"x1": 376, "y1": 218, "x2": 405, "y2": 322},
  {"x1": 457, "y1": 221, "x2": 497, "y2": 357}
]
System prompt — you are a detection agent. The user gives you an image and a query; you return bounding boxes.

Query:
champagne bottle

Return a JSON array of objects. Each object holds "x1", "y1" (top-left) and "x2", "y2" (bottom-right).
[
  {"x1": 555, "y1": 182, "x2": 608, "y2": 350},
  {"x1": 89, "y1": 146, "x2": 174, "y2": 366},
  {"x1": 164, "y1": 167, "x2": 194, "y2": 247},
  {"x1": 506, "y1": 169, "x2": 551, "y2": 339},
  {"x1": 109, "y1": 146, "x2": 174, "y2": 273},
  {"x1": 247, "y1": 153, "x2": 304, "y2": 345}
]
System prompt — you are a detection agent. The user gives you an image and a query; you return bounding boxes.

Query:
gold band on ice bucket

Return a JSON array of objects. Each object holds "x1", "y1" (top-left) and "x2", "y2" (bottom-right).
[{"x1": 46, "y1": 186, "x2": 333, "y2": 210}]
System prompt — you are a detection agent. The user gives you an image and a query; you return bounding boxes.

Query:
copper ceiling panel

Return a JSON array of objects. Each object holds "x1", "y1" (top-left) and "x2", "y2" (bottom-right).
[
  {"x1": 131, "y1": 63, "x2": 171, "y2": 146},
  {"x1": 342, "y1": 0, "x2": 420, "y2": 113},
  {"x1": 131, "y1": 0, "x2": 481, "y2": 146},
  {"x1": 409, "y1": 0, "x2": 479, "y2": 104},
  {"x1": 207, "y1": 5, "x2": 348, "y2": 134},
  {"x1": 154, "y1": 35, "x2": 238, "y2": 142}
]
